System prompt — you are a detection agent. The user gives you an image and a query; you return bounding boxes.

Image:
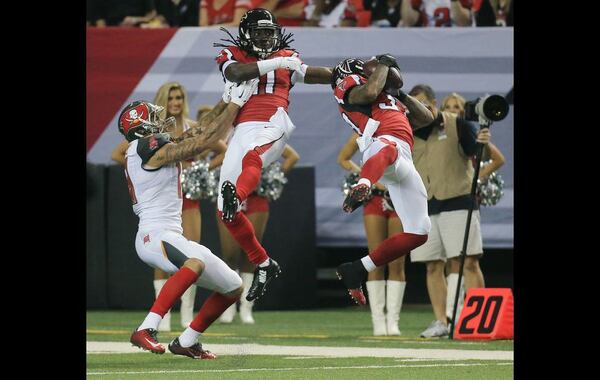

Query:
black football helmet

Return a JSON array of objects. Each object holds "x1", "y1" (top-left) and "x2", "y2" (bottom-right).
[
  {"x1": 118, "y1": 101, "x2": 175, "y2": 142},
  {"x1": 331, "y1": 58, "x2": 365, "y2": 89},
  {"x1": 239, "y1": 8, "x2": 282, "y2": 59}
]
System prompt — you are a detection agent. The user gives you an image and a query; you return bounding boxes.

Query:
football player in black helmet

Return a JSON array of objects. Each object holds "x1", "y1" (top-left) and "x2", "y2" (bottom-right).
[
  {"x1": 212, "y1": 8, "x2": 334, "y2": 303},
  {"x1": 214, "y1": 8, "x2": 333, "y2": 84},
  {"x1": 238, "y1": 8, "x2": 282, "y2": 60},
  {"x1": 331, "y1": 58, "x2": 366, "y2": 89}
]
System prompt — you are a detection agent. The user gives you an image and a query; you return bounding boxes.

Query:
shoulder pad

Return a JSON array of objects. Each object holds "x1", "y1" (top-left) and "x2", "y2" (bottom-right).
[{"x1": 136, "y1": 133, "x2": 171, "y2": 165}]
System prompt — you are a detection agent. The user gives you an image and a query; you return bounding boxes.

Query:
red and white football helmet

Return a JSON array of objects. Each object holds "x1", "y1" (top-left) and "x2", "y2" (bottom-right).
[{"x1": 117, "y1": 101, "x2": 175, "y2": 142}]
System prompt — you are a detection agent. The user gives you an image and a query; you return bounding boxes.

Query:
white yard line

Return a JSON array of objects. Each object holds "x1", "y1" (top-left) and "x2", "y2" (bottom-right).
[
  {"x1": 87, "y1": 362, "x2": 513, "y2": 376},
  {"x1": 87, "y1": 341, "x2": 513, "y2": 361}
]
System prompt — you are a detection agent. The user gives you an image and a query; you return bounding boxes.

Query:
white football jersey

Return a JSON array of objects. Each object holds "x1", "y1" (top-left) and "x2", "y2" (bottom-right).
[
  {"x1": 124, "y1": 136, "x2": 183, "y2": 234},
  {"x1": 421, "y1": 0, "x2": 453, "y2": 27}
]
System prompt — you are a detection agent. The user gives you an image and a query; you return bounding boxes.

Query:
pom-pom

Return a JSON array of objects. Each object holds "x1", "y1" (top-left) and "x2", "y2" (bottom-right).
[
  {"x1": 477, "y1": 160, "x2": 504, "y2": 206},
  {"x1": 180, "y1": 160, "x2": 218, "y2": 201},
  {"x1": 341, "y1": 172, "x2": 360, "y2": 196},
  {"x1": 256, "y1": 162, "x2": 288, "y2": 201}
]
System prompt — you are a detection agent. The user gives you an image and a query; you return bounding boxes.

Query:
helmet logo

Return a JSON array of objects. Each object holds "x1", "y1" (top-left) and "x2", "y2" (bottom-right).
[{"x1": 126, "y1": 109, "x2": 145, "y2": 126}]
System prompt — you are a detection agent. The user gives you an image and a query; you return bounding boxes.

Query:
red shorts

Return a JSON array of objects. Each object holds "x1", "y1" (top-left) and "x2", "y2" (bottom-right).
[
  {"x1": 243, "y1": 193, "x2": 269, "y2": 215},
  {"x1": 363, "y1": 195, "x2": 398, "y2": 219},
  {"x1": 182, "y1": 197, "x2": 200, "y2": 211}
]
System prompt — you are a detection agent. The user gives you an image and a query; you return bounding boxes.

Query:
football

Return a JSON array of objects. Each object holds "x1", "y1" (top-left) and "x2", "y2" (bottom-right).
[{"x1": 362, "y1": 59, "x2": 404, "y2": 91}]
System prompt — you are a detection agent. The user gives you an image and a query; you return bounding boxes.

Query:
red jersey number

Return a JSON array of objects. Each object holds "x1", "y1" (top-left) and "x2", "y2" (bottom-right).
[{"x1": 433, "y1": 7, "x2": 450, "y2": 26}]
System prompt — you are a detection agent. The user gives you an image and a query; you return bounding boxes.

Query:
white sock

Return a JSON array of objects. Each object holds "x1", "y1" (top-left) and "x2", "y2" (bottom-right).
[
  {"x1": 138, "y1": 312, "x2": 163, "y2": 331},
  {"x1": 178, "y1": 326, "x2": 201, "y2": 347},
  {"x1": 446, "y1": 273, "x2": 465, "y2": 320},
  {"x1": 180, "y1": 286, "x2": 196, "y2": 328},
  {"x1": 357, "y1": 178, "x2": 372, "y2": 188},
  {"x1": 361, "y1": 256, "x2": 377, "y2": 272},
  {"x1": 154, "y1": 279, "x2": 171, "y2": 331},
  {"x1": 258, "y1": 258, "x2": 270, "y2": 268}
]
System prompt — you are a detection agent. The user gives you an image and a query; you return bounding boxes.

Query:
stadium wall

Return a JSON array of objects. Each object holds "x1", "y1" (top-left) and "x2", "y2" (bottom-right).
[{"x1": 86, "y1": 27, "x2": 514, "y2": 249}]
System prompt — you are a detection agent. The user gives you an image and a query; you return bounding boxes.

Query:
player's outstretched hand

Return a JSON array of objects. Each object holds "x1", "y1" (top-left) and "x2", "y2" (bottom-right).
[
  {"x1": 278, "y1": 56, "x2": 303, "y2": 72},
  {"x1": 231, "y1": 79, "x2": 259, "y2": 107},
  {"x1": 376, "y1": 54, "x2": 399, "y2": 69},
  {"x1": 222, "y1": 80, "x2": 236, "y2": 103}
]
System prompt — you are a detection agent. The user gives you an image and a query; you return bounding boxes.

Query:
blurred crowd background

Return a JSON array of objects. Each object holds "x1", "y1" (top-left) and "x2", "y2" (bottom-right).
[{"x1": 86, "y1": 0, "x2": 513, "y2": 29}]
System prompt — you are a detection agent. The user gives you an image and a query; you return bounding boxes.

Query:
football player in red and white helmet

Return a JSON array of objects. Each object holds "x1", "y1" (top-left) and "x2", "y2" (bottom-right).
[
  {"x1": 330, "y1": 55, "x2": 434, "y2": 305},
  {"x1": 123, "y1": 80, "x2": 261, "y2": 359},
  {"x1": 213, "y1": 8, "x2": 333, "y2": 302}
]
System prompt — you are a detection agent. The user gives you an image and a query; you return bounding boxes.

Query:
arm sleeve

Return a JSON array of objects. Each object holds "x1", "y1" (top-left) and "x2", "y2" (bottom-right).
[
  {"x1": 215, "y1": 48, "x2": 239, "y2": 77},
  {"x1": 456, "y1": 118, "x2": 479, "y2": 156},
  {"x1": 333, "y1": 75, "x2": 363, "y2": 105},
  {"x1": 136, "y1": 134, "x2": 172, "y2": 165},
  {"x1": 289, "y1": 51, "x2": 308, "y2": 84}
]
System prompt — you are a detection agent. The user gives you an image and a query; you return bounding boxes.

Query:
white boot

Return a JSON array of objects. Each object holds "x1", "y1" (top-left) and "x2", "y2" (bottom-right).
[
  {"x1": 386, "y1": 280, "x2": 406, "y2": 336},
  {"x1": 446, "y1": 274, "x2": 465, "y2": 325},
  {"x1": 153, "y1": 279, "x2": 171, "y2": 332},
  {"x1": 366, "y1": 280, "x2": 387, "y2": 336},
  {"x1": 180, "y1": 286, "x2": 196, "y2": 328},
  {"x1": 239, "y1": 272, "x2": 255, "y2": 324},
  {"x1": 218, "y1": 303, "x2": 237, "y2": 323}
]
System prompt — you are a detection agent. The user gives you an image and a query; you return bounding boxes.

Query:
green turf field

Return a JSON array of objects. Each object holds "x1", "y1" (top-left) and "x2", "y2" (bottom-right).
[{"x1": 87, "y1": 306, "x2": 513, "y2": 379}]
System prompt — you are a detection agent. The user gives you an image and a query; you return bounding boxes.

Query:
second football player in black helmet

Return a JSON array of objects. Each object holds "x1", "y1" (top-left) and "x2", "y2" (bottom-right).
[
  {"x1": 211, "y1": 7, "x2": 334, "y2": 303},
  {"x1": 214, "y1": 8, "x2": 333, "y2": 84},
  {"x1": 238, "y1": 8, "x2": 282, "y2": 60}
]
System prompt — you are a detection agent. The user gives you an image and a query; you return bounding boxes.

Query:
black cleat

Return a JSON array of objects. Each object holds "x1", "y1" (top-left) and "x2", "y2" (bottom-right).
[
  {"x1": 221, "y1": 180, "x2": 239, "y2": 222},
  {"x1": 343, "y1": 183, "x2": 371, "y2": 213},
  {"x1": 168, "y1": 338, "x2": 217, "y2": 359},
  {"x1": 246, "y1": 259, "x2": 282, "y2": 301},
  {"x1": 336, "y1": 262, "x2": 367, "y2": 305}
]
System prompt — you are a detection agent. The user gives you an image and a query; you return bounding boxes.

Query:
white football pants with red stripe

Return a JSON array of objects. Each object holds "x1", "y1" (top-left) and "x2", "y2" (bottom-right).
[
  {"x1": 217, "y1": 107, "x2": 295, "y2": 212},
  {"x1": 361, "y1": 135, "x2": 431, "y2": 236}
]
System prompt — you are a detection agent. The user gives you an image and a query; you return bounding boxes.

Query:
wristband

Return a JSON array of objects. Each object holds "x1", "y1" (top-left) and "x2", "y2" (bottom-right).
[{"x1": 257, "y1": 57, "x2": 282, "y2": 76}]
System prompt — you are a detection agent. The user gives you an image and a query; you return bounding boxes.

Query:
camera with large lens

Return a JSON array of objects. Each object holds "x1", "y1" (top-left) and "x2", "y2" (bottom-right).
[{"x1": 464, "y1": 94, "x2": 509, "y2": 125}]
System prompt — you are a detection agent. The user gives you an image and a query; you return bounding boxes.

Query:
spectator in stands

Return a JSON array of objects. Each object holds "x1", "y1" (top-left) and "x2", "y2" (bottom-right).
[
  {"x1": 438, "y1": 91, "x2": 505, "y2": 324},
  {"x1": 407, "y1": 84, "x2": 489, "y2": 338},
  {"x1": 153, "y1": 0, "x2": 200, "y2": 27},
  {"x1": 252, "y1": 0, "x2": 310, "y2": 26},
  {"x1": 200, "y1": 0, "x2": 251, "y2": 26},
  {"x1": 216, "y1": 140, "x2": 300, "y2": 324},
  {"x1": 338, "y1": 133, "x2": 407, "y2": 336},
  {"x1": 340, "y1": 0, "x2": 372, "y2": 27},
  {"x1": 112, "y1": 82, "x2": 227, "y2": 331},
  {"x1": 303, "y1": 0, "x2": 326, "y2": 26},
  {"x1": 473, "y1": 0, "x2": 512, "y2": 26},
  {"x1": 370, "y1": 0, "x2": 402, "y2": 27},
  {"x1": 401, "y1": 0, "x2": 472, "y2": 27},
  {"x1": 88, "y1": 0, "x2": 158, "y2": 27}
]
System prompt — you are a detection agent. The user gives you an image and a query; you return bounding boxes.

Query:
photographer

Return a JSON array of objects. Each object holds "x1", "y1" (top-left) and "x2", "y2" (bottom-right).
[{"x1": 407, "y1": 84, "x2": 489, "y2": 338}]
